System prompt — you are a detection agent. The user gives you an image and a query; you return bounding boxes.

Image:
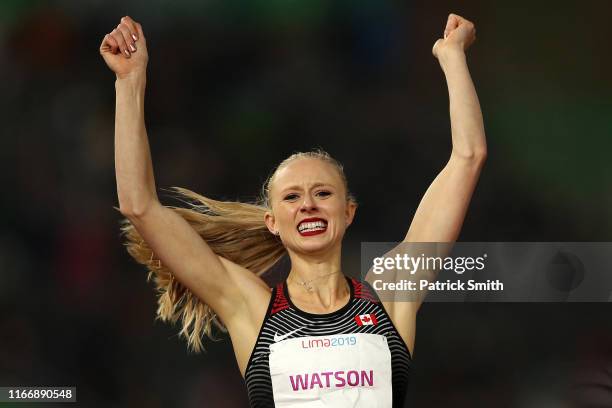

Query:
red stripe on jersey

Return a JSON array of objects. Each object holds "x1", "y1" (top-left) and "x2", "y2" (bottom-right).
[
  {"x1": 352, "y1": 278, "x2": 379, "y2": 303},
  {"x1": 271, "y1": 282, "x2": 289, "y2": 314}
]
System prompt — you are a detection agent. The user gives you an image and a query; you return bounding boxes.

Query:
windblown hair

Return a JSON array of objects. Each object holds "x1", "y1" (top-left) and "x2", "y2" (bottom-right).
[{"x1": 120, "y1": 149, "x2": 355, "y2": 352}]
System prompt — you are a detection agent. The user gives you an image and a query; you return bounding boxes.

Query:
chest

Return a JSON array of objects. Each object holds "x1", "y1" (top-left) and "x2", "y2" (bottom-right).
[{"x1": 269, "y1": 332, "x2": 393, "y2": 407}]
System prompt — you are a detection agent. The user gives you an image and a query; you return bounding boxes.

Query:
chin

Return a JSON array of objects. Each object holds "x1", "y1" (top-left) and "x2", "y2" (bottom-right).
[
  {"x1": 299, "y1": 243, "x2": 330, "y2": 254},
  {"x1": 292, "y1": 235, "x2": 342, "y2": 255}
]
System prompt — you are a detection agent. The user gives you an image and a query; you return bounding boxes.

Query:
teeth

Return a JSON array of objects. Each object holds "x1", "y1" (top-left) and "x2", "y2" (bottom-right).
[{"x1": 298, "y1": 220, "x2": 327, "y2": 232}]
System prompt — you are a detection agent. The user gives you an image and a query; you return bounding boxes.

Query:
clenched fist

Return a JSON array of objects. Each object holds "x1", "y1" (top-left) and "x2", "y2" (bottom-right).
[
  {"x1": 99, "y1": 16, "x2": 148, "y2": 79},
  {"x1": 432, "y1": 14, "x2": 476, "y2": 60}
]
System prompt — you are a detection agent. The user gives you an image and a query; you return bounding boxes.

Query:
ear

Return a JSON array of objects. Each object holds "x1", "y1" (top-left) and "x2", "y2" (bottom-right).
[
  {"x1": 264, "y1": 210, "x2": 277, "y2": 235},
  {"x1": 345, "y1": 200, "x2": 358, "y2": 227}
]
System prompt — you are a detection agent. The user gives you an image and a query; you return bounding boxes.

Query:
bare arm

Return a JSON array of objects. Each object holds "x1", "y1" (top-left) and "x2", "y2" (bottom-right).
[
  {"x1": 114, "y1": 73, "x2": 157, "y2": 213},
  {"x1": 374, "y1": 14, "x2": 487, "y2": 355},
  {"x1": 404, "y1": 36, "x2": 487, "y2": 244},
  {"x1": 101, "y1": 17, "x2": 269, "y2": 329}
]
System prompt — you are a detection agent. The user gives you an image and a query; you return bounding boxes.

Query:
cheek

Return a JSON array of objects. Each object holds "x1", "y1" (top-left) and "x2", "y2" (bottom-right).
[
  {"x1": 277, "y1": 205, "x2": 298, "y2": 227},
  {"x1": 325, "y1": 202, "x2": 348, "y2": 224}
]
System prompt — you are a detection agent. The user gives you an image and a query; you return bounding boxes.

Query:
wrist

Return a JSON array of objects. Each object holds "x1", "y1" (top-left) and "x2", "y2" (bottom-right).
[
  {"x1": 438, "y1": 47, "x2": 466, "y2": 70},
  {"x1": 115, "y1": 69, "x2": 147, "y2": 85}
]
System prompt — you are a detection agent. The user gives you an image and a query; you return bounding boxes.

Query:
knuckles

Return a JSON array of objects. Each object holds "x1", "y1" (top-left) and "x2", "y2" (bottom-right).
[{"x1": 115, "y1": 16, "x2": 141, "y2": 34}]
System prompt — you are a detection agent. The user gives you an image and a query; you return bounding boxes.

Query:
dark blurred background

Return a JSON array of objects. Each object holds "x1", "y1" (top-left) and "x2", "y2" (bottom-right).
[{"x1": 1, "y1": 0, "x2": 611, "y2": 407}]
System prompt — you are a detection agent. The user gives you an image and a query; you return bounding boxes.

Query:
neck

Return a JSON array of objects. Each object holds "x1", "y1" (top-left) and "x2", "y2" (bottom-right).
[
  {"x1": 287, "y1": 241, "x2": 343, "y2": 282},
  {"x1": 286, "y1": 245, "x2": 349, "y2": 311}
]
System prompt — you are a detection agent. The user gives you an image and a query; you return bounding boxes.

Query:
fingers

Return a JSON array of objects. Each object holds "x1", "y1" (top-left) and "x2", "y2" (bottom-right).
[
  {"x1": 116, "y1": 23, "x2": 136, "y2": 54},
  {"x1": 101, "y1": 16, "x2": 143, "y2": 58},
  {"x1": 443, "y1": 13, "x2": 476, "y2": 39},
  {"x1": 110, "y1": 26, "x2": 130, "y2": 57},
  {"x1": 120, "y1": 16, "x2": 139, "y2": 41},
  {"x1": 445, "y1": 14, "x2": 459, "y2": 31},
  {"x1": 100, "y1": 33, "x2": 119, "y2": 54},
  {"x1": 444, "y1": 14, "x2": 459, "y2": 38}
]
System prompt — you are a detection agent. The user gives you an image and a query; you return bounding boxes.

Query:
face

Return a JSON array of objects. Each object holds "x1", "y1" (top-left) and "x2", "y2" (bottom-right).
[{"x1": 265, "y1": 158, "x2": 357, "y2": 256}]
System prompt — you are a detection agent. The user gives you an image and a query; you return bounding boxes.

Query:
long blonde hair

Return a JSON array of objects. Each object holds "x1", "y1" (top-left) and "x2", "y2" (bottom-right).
[{"x1": 120, "y1": 149, "x2": 355, "y2": 352}]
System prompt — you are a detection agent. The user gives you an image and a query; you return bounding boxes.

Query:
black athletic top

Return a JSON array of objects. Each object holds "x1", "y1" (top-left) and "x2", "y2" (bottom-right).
[{"x1": 244, "y1": 276, "x2": 412, "y2": 407}]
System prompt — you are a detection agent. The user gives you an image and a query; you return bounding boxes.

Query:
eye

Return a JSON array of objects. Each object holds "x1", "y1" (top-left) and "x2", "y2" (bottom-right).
[
  {"x1": 283, "y1": 193, "x2": 299, "y2": 201},
  {"x1": 316, "y1": 190, "x2": 332, "y2": 198}
]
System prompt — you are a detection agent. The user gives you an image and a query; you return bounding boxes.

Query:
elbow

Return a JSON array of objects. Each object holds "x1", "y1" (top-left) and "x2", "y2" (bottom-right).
[
  {"x1": 474, "y1": 148, "x2": 487, "y2": 163},
  {"x1": 452, "y1": 147, "x2": 487, "y2": 164},
  {"x1": 119, "y1": 205, "x2": 145, "y2": 219},
  {"x1": 119, "y1": 198, "x2": 155, "y2": 219}
]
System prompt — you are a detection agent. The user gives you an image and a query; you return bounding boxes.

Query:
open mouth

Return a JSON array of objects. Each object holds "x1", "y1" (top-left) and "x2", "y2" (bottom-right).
[{"x1": 297, "y1": 217, "x2": 328, "y2": 236}]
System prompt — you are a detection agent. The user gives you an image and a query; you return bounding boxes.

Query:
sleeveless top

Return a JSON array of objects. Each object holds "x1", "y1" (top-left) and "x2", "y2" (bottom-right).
[{"x1": 244, "y1": 276, "x2": 412, "y2": 407}]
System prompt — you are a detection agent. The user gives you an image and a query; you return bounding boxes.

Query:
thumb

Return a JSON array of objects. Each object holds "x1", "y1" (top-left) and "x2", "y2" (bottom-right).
[{"x1": 444, "y1": 14, "x2": 459, "y2": 39}]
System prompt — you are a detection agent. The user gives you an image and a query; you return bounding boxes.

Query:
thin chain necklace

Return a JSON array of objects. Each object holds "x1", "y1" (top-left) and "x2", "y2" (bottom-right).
[{"x1": 289, "y1": 271, "x2": 342, "y2": 292}]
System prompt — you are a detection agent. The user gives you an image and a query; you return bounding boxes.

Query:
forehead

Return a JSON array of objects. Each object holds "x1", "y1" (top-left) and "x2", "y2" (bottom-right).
[{"x1": 271, "y1": 158, "x2": 344, "y2": 193}]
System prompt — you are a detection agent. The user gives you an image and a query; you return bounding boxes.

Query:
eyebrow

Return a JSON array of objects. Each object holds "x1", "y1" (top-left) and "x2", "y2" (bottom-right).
[{"x1": 280, "y1": 183, "x2": 334, "y2": 194}]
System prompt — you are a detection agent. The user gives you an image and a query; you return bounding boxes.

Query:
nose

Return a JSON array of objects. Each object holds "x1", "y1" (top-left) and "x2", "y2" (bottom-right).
[{"x1": 300, "y1": 193, "x2": 317, "y2": 212}]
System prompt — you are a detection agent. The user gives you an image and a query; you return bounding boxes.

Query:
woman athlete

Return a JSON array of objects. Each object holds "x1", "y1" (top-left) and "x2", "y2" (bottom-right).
[{"x1": 100, "y1": 13, "x2": 486, "y2": 407}]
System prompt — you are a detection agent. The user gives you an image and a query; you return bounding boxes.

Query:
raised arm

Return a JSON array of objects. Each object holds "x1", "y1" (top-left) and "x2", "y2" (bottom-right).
[
  {"x1": 378, "y1": 14, "x2": 487, "y2": 355},
  {"x1": 99, "y1": 17, "x2": 270, "y2": 339},
  {"x1": 404, "y1": 13, "x2": 486, "y2": 243}
]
